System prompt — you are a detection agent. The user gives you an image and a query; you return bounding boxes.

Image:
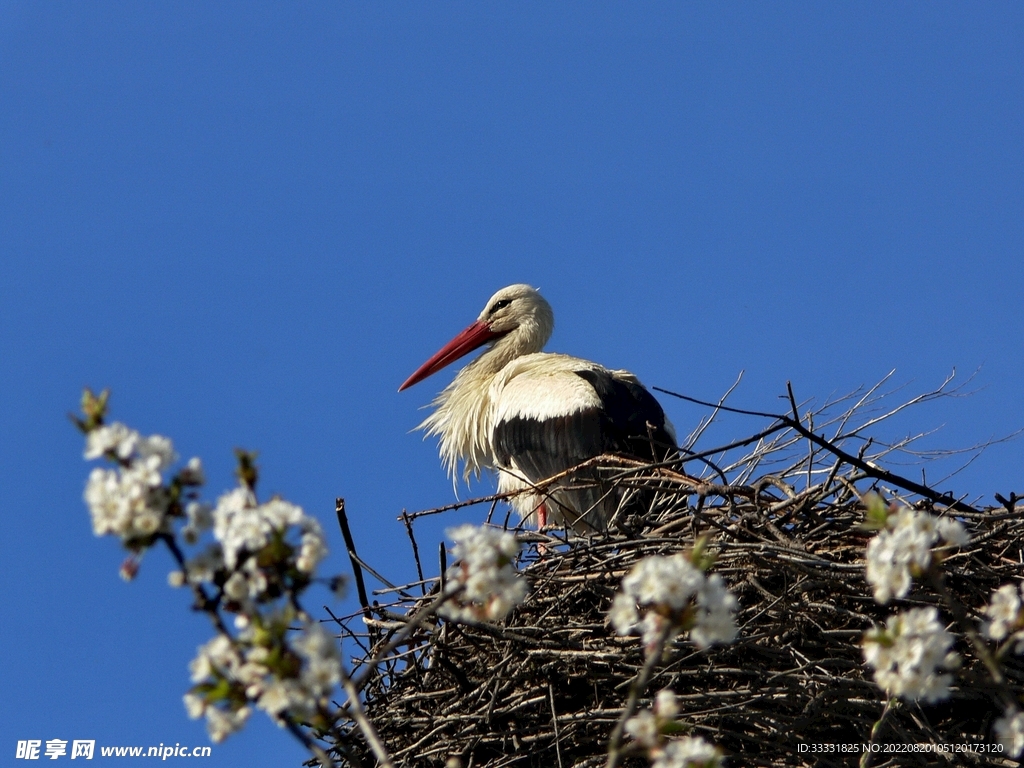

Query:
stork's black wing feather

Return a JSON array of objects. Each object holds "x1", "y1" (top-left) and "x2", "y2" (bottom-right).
[
  {"x1": 573, "y1": 369, "x2": 676, "y2": 462},
  {"x1": 492, "y1": 368, "x2": 677, "y2": 531},
  {"x1": 493, "y1": 408, "x2": 605, "y2": 482}
]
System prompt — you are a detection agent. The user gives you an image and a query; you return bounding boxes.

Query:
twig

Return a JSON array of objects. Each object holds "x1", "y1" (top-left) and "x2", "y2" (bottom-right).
[
  {"x1": 550, "y1": 682, "x2": 565, "y2": 768},
  {"x1": 401, "y1": 511, "x2": 426, "y2": 594},
  {"x1": 340, "y1": 668, "x2": 397, "y2": 768},
  {"x1": 860, "y1": 698, "x2": 894, "y2": 768},
  {"x1": 336, "y1": 499, "x2": 372, "y2": 623},
  {"x1": 655, "y1": 386, "x2": 979, "y2": 514},
  {"x1": 605, "y1": 622, "x2": 673, "y2": 768}
]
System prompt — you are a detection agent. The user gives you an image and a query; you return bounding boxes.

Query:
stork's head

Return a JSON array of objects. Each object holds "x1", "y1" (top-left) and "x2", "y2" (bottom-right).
[
  {"x1": 478, "y1": 283, "x2": 554, "y2": 340},
  {"x1": 399, "y1": 283, "x2": 554, "y2": 391}
]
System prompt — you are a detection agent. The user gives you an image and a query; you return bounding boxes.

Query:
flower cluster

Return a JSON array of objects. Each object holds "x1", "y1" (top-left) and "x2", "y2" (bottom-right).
[
  {"x1": 980, "y1": 584, "x2": 1024, "y2": 757},
  {"x1": 80, "y1": 400, "x2": 328, "y2": 600},
  {"x1": 625, "y1": 690, "x2": 722, "y2": 768},
  {"x1": 78, "y1": 391, "x2": 341, "y2": 747},
  {"x1": 982, "y1": 582, "x2": 1024, "y2": 652},
  {"x1": 183, "y1": 634, "x2": 251, "y2": 742},
  {"x1": 174, "y1": 488, "x2": 330, "y2": 608},
  {"x1": 862, "y1": 607, "x2": 959, "y2": 703},
  {"x1": 609, "y1": 551, "x2": 737, "y2": 653},
  {"x1": 652, "y1": 739, "x2": 724, "y2": 768},
  {"x1": 184, "y1": 612, "x2": 342, "y2": 742},
  {"x1": 213, "y1": 491, "x2": 327, "y2": 573},
  {"x1": 439, "y1": 525, "x2": 528, "y2": 623},
  {"x1": 863, "y1": 496, "x2": 969, "y2": 604},
  {"x1": 994, "y1": 708, "x2": 1024, "y2": 758},
  {"x1": 625, "y1": 690, "x2": 680, "y2": 749},
  {"x1": 83, "y1": 421, "x2": 189, "y2": 543}
]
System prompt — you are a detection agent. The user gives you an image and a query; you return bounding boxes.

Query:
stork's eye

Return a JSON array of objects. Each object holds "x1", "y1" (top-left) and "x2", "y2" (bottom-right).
[{"x1": 490, "y1": 299, "x2": 512, "y2": 313}]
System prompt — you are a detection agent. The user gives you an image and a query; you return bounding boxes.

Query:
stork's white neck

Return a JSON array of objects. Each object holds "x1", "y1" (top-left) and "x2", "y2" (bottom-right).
[{"x1": 417, "y1": 311, "x2": 552, "y2": 482}]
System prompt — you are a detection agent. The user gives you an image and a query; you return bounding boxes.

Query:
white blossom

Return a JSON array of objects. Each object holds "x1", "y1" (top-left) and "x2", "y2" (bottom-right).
[
  {"x1": 296, "y1": 527, "x2": 329, "y2": 573},
  {"x1": 84, "y1": 468, "x2": 132, "y2": 536},
  {"x1": 654, "y1": 689, "x2": 679, "y2": 720},
  {"x1": 994, "y1": 708, "x2": 1024, "y2": 758},
  {"x1": 212, "y1": 488, "x2": 263, "y2": 568},
  {"x1": 183, "y1": 692, "x2": 206, "y2": 720},
  {"x1": 628, "y1": 709, "x2": 661, "y2": 746},
  {"x1": 630, "y1": 554, "x2": 705, "y2": 609},
  {"x1": 84, "y1": 462, "x2": 168, "y2": 541},
  {"x1": 625, "y1": 689, "x2": 683, "y2": 750},
  {"x1": 236, "y1": 659, "x2": 271, "y2": 699},
  {"x1": 224, "y1": 567, "x2": 266, "y2": 603},
  {"x1": 84, "y1": 422, "x2": 140, "y2": 460},
  {"x1": 257, "y1": 679, "x2": 310, "y2": 719},
  {"x1": 212, "y1": 491, "x2": 326, "y2": 573},
  {"x1": 936, "y1": 517, "x2": 970, "y2": 547},
  {"x1": 609, "y1": 592, "x2": 639, "y2": 632},
  {"x1": 137, "y1": 433, "x2": 177, "y2": 472},
  {"x1": 83, "y1": 422, "x2": 176, "y2": 471},
  {"x1": 189, "y1": 635, "x2": 243, "y2": 684},
  {"x1": 439, "y1": 525, "x2": 528, "y2": 623},
  {"x1": 262, "y1": 497, "x2": 307, "y2": 528},
  {"x1": 294, "y1": 623, "x2": 342, "y2": 699},
  {"x1": 863, "y1": 607, "x2": 959, "y2": 703},
  {"x1": 865, "y1": 507, "x2": 969, "y2": 604},
  {"x1": 652, "y1": 736, "x2": 723, "y2": 768},
  {"x1": 204, "y1": 705, "x2": 250, "y2": 743},
  {"x1": 690, "y1": 575, "x2": 739, "y2": 649},
  {"x1": 125, "y1": 457, "x2": 163, "y2": 495},
  {"x1": 983, "y1": 582, "x2": 1024, "y2": 651},
  {"x1": 187, "y1": 632, "x2": 269, "y2": 696},
  {"x1": 610, "y1": 554, "x2": 737, "y2": 651}
]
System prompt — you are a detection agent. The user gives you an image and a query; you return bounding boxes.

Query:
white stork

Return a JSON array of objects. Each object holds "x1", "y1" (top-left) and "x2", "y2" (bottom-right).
[{"x1": 399, "y1": 284, "x2": 677, "y2": 533}]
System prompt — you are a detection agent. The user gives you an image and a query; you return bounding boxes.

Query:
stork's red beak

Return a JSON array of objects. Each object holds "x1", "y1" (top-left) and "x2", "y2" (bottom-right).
[{"x1": 399, "y1": 320, "x2": 503, "y2": 391}]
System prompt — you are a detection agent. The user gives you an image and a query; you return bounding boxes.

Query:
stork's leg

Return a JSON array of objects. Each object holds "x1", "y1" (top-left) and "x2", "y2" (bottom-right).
[{"x1": 536, "y1": 502, "x2": 547, "y2": 529}]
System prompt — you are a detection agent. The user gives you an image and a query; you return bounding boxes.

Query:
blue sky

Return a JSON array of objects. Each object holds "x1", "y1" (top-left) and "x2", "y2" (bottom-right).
[{"x1": 2, "y1": 3, "x2": 1022, "y2": 765}]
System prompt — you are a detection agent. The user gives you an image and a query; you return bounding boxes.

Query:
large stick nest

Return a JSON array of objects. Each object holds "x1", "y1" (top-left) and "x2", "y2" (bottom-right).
[{"x1": 322, "y1": 375, "x2": 1024, "y2": 768}]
